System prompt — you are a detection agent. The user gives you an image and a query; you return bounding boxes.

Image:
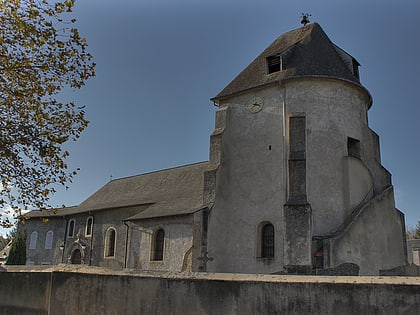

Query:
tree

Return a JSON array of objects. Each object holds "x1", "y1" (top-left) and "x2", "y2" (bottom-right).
[
  {"x1": 416, "y1": 220, "x2": 420, "y2": 239},
  {"x1": 406, "y1": 219, "x2": 420, "y2": 240},
  {"x1": 0, "y1": 0, "x2": 95, "y2": 227},
  {"x1": 1, "y1": 226, "x2": 15, "y2": 252},
  {"x1": 5, "y1": 229, "x2": 26, "y2": 265},
  {"x1": 0, "y1": 235, "x2": 9, "y2": 250}
]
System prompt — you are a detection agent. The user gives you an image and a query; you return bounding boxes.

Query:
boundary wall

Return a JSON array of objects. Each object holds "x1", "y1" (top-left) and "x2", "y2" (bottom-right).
[{"x1": 0, "y1": 265, "x2": 419, "y2": 315}]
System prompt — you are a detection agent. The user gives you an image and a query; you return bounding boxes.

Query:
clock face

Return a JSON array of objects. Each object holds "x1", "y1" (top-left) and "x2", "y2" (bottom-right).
[{"x1": 248, "y1": 97, "x2": 264, "y2": 113}]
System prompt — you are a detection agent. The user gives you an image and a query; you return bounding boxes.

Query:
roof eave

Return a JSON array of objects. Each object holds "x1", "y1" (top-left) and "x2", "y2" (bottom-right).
[
  {"x1": 212, "y1": 75, "x2": 372, "y2": 109},
  {"x1": 211, "y1": 81, "x2": 279, "y2": 104}
]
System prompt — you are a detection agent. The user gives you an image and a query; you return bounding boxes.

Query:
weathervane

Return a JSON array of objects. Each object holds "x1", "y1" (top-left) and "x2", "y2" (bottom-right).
[{"x1": 301, "y1": 13, "x2": 311, "y2": 26}]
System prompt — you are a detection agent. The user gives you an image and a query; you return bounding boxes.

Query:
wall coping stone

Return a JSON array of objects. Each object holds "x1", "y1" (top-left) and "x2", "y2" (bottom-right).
[{"x1": 3, "y1": 264, "x2": 419, "y2": 286}]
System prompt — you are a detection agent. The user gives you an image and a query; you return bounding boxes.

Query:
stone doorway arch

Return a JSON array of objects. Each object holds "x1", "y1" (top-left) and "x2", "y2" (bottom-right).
[{"x1": 71, "y1": 249, "x2": 82, "y2": 264}]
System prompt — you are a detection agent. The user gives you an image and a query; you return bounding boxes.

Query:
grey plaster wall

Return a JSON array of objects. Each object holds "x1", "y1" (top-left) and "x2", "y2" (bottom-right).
[
  {"x1": 25, "y1": 206, "x2": 141, "y2": 269},
  {"x1": 284, "y1": 78, "x2": 375, "y2": 235},
  {"x1": 127, "y1": 215, "x2": 195, "y2": 272},
  {"x1": 329, "y1": 187, "x2": 407, "y2": 275},
  {"x1": 25, "y1": 217, "x2": 66, "y2": 265},
  {"x1": 344, "y1": 156, "x2": 373, "y2": 214},
  {"x1": 208, "y1": 85, "x2": 286, "y2": 274},
  {"x1": 0, "y1": 267, "x2": 419, "y2": 315},
  {"x1": 207, "y1": 77, "x2": 402, "y2": 274},
  {"x1": 63, "y1": 213, "x2": 97, "y2": 266},
  {"x1": 87, "y1": 208, "x2": 130, "y2": 269}
]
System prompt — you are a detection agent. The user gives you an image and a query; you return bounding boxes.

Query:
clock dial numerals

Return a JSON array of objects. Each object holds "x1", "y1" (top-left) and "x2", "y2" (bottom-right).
[{"x1": 248, "y1": 97, "x2": 263, "y2": 113}]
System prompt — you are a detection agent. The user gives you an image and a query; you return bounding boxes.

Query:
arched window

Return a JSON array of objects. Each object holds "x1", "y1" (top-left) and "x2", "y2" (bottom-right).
[
  {"x1": 29, "y1": 231, "x2": 38, "y2": 250},
  {"x1": 85, "y1": 216, "x2": 93, "y2": 237},
  {"x1": 45, "y1": 230, "x2": 53, "y2": 249},
  {"x1": 152, "y1": 229, "x2": 164, "y2": 261},
  {"x1": 105, "y1": 228, "x2": 116, "y2": 257},
  {"x1": 67, "y1": 219, "x2": 76, "y2": 238},
  {"x1": 261, "y1": 223, "x2": 274, "y2": 258}
]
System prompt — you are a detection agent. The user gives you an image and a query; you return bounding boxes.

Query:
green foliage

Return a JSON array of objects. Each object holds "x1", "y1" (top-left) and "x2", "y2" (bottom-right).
[
  {"x1": 0, "y1": 0, "x2": 95, "y2": 227},
  {"x1": 5, "y1": 229, "x2": 27, "y2": 265}
]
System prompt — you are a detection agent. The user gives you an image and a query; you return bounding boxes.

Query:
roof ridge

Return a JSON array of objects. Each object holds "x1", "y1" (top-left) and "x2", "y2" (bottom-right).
[{"x1": 109, "y1": 160, "x2": 209, "y2": 183}]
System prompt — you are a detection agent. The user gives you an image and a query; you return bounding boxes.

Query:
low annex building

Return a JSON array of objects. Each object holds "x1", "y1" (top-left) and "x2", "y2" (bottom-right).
[{"x1": 24, "y1": 23, "x2": 407, "y2": 275}]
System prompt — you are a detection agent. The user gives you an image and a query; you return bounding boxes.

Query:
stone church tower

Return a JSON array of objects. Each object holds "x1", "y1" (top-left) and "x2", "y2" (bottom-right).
[{"x1": 205, "y1": 22, "x2": 407, "y2": 275}]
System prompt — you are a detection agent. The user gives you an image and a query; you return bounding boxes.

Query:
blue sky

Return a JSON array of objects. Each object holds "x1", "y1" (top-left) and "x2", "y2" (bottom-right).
[{"x1": 2, "y1": 0, "x2": 419, "y2": 235}]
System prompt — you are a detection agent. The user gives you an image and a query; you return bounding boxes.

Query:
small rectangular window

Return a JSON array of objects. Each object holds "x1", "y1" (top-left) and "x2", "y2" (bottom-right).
[
  {"x1": 267, "y1": 55, "x2": 280, "y2": 74},
  {"x1": 347, "y1": 137, "x2": 361, "y2": 158},
  {"x1": 352, "y1": 59, "x2": 360, "y2": 79}
]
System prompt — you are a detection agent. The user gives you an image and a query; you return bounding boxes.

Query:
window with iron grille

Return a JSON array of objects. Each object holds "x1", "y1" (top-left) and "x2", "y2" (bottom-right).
[
  {"x1": 152, "y1": 229, "x2": 165, "y2": 261},
  {"x1": 261, "y1": 223, "x2": 274, "y2": 258},
  {"x1": 105, "y1": 228, "x2": 116, "y2": 257}
]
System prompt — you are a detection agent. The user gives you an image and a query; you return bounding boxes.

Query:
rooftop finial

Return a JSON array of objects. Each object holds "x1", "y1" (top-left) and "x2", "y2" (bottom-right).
[{"x1": 301, "y1": 13, "x2": 311, "y2": 26}]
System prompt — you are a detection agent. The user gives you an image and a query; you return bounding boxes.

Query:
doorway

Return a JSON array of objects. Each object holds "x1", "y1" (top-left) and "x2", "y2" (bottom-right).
[{"x1": 71, "y1": 249, "x2": 82, "y2": 264}]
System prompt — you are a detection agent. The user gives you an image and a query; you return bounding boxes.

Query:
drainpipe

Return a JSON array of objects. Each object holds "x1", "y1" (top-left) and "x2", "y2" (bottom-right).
[
  {"x1": 61, "y1": 217, "x2": 68, "y2": 263},
  {"x1": 282, "y1": 84, "x2": 288, "y2": 202},
  {"x1": 123, "y1": 222, "x2": 130, "y2": 269},
  {"x1": 89, "y1": 213, "x2": 94, "y2": 266}
]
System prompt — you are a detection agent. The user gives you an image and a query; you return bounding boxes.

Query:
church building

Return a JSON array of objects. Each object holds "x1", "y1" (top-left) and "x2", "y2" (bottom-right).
[{"x1": 24, "y1": 23, "x2": 407, "y2": 275}]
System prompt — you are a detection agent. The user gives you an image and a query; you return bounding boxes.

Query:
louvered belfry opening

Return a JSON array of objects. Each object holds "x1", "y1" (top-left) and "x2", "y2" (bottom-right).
[{"x1": 267, "y1": 55, "x2": 280, "y2": 73}]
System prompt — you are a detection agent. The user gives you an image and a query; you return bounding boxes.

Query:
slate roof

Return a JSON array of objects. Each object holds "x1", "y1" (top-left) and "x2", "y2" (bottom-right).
[
  {"x1": 213, "y1": 23, "x2": 361, "y2": 102},
  {"x1": 26, "y1": 205, "x2": 83, "y2": 218},
  {"x1": 27, "y1": 162, "x2": 211, "y2": 220}
]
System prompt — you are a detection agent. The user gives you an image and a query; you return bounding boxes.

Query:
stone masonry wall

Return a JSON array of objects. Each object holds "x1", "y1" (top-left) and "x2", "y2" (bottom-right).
[{"x1": 0, "y1": 266, "x2": 419, "y2": 315}]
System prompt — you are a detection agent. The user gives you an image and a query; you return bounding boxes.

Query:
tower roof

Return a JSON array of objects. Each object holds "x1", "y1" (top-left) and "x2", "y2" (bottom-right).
[{"x1": 213, "y1": 23, "x2": 362, "y2": 102}]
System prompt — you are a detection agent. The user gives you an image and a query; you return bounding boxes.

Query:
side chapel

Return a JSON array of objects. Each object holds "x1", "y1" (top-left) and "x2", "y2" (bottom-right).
[{"x1": 24, "y1": 23, "x2": 407, "y2": 275}]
